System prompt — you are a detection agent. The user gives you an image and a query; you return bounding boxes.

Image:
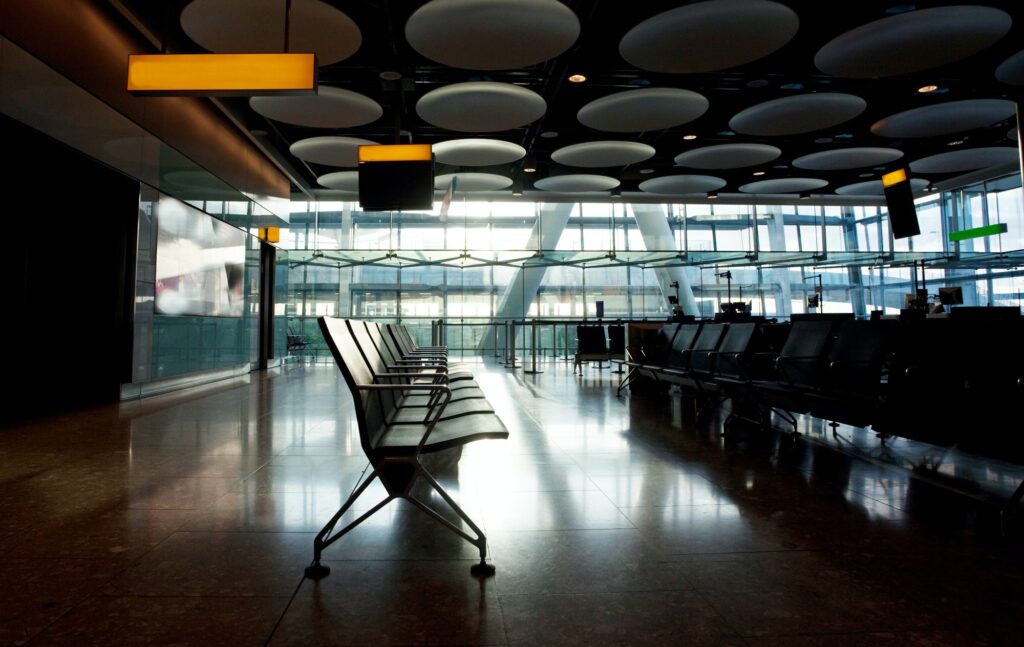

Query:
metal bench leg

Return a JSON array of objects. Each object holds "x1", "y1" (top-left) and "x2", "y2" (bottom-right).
[
  {"x1": 412, "y1": 464, "x2": 496, "y2": 577},
  {"x1": 305, "y1": 468, "x2": 395, "y2": 580}
]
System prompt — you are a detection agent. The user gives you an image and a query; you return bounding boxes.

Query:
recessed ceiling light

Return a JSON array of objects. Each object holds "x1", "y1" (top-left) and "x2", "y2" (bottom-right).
[
  {"x1": 752, "y1": 171, "x2": 765, "y2": 176},
  {"x1": 639, "y1": 168, "x2": 655, "y2": 175},
  {"x1": 707, "y1": 191, "x2": 719, "y2": 200},
  {"x1": 511, "y1": 189, "x2": 523, "y2": 196},
  {"x1": 746, "y1": 79, "x2": 770, "y2": 88},
  {"x1": 540, "y1": 131, "x2": 558, "y2": 139},
  {"x1": 683, "y1": 134, "x2": 698, "y2": 140},
  {"x1": 799, "y1": 192, "x2": 811, "y2": 200},
  {"x1": 379, "y1": 70, "x2": 402, "y2": 81},
  {"x1": 568, "y1": 74, "x2": 586, "y2": 83},
  {"x1": 523, "y1": 166, "x2": 537, "y2": 173},
  {"x1": 859, "y1": 172, "x2": 874, "y2": 178},
  {"x1": 917, "y1": 84, "x2": 939, "y2": 94},
  {"x1": 948, "y1": 139, "x2": 965, "y2": 146}
]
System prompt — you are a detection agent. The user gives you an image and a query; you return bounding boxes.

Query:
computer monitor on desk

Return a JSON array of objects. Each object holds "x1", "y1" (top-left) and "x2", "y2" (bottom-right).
[{"x1": 938, "y1": 287, "x2": 964, "y2": 306}]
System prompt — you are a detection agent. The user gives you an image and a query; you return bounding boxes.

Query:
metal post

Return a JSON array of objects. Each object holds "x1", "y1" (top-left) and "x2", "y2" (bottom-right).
[
  {"x1": 523, "y1": 319, "x2": 543, "y2": 374},
  {"x1": 494, "y1": 322, "x2": 501, "y2": 358},
  {"x1": 505, "y1": 320, "x2": 518, "y2": 369},
  {"x1": 562, "y1": 322, "x2": 573, "y2": 361}
]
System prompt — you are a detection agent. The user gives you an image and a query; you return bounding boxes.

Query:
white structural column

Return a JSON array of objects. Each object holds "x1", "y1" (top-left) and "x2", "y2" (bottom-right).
[
  {"x1": 763, "y1": 205, "x2": 793, "y2": 318},
  {"x1": 629, "y1": 204, "x2": 699, "y2": 316},
  {"x1": 478, "y1": 202, "x2": 575, "y2": 351}
]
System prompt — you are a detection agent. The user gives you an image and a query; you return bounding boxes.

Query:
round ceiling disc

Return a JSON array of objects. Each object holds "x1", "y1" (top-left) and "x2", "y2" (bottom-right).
[
  {"x1": 432, "y1": 139, "x2": 526, "y2": 166},
  {"x1": 405, "y1": 0, "x2": 579, "y2": 70},
  {"x1": 620, "y1": 0, "x2": 799, "y2": 73},
  {"x1": 577, "y1": 88, "x2": 709, "y2": 133},
  {"x1": 317, "y1": 171, "x2": 359, "y2": 192},
  {"x1": 814, "y1": 5, "x2": 1011, "y2": 78},
  {"x1": 674, "y1": 143, "x2": 781, "y2": 169},
  {"x1": 870, "y1": 99, "x2": 1017, "y2": 138},
  {"x1": 250, "y1": 87, "x2": 382, "y2": 128},
  {"x1": 289, "y1": 136, "x2": 377, "y2": 167},
  {"x1": 181, "y1": 0, "x2": 362, "y2": 65},
  {"x1": 836, "y1": 178, "x2": 930, "y2": 196},
  {"x1": 739, "y1": 177, "x2": 829, "y2": 194},
  {"x1": 729, "y1": 93, "x2": 867, "y2": 136},
  {"x1": 995, "y1": 49, "x2": 1024, "y2": 85},
  {"x1": 416, "y1": 82, "x2": 546, "y2": 132},
  {"x1": 639, "y1": 175, "x2": 727, "y2": 195},
  {"x1": 551, "y1": 141, "x2": 656, "y2": 167},
  {"x1": 434, "y1": 173, "x2": 512, "y2": 191},
  {"x1": 909, "y1": 147, "x2": 1019, "y2": 174},
  {"x1": 533, "y1": 174, "x2": 620, "y2": 192},
  {"x1": 792, "y1": 147, "x2": 904, "y2": 170}
]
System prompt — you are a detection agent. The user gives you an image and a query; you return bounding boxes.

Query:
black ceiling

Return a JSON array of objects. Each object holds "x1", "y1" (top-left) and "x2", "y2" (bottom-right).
[{"x1": 116, "y1": 0, "x2": 1024, "y2": 196}]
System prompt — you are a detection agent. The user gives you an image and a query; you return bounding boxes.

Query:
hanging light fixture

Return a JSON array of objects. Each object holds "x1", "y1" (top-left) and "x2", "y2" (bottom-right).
[{"x1": 127, "y1": 1, "x2": 318, "y2": 96}]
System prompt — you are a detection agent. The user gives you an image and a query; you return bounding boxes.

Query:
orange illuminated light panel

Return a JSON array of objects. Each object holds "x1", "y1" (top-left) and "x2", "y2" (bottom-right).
[
  {"x1": 358, "y1": 144, "x2": 433, "y2": 163},
  {"x1": 881, "y1": 168, "x2": 908, "y2": 188},
  {"x1": 127, "y1": 53, "x2": 317, "y2": 96}
]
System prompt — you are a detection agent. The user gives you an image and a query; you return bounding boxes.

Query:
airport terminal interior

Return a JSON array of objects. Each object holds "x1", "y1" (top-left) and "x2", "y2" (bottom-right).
[{"x1": 3, "y1": 0, "x2": 1024, "y2": 644}]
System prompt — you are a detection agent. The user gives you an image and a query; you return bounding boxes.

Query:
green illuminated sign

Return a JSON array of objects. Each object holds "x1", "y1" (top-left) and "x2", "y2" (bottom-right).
[{"x1": 949, "y1": 223, "x2": 1008, "y2": 242}]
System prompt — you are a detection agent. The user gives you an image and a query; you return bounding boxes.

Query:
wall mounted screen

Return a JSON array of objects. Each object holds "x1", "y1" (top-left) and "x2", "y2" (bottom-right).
[{"x1": 155, "y1": 195, "x2": 246, "y2": 317}]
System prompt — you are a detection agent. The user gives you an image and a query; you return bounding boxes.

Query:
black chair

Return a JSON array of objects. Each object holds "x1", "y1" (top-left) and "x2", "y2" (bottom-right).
[
  {"x1": 617, "y1": 324, "x2": 680, "y2": 394},
  {"x1": 805, "y1": 320, "x2": 898, "y2": 432},
  {"x1": 750, "y1": 319, "x2": 835, "y2": 432},
  {"x1": 574, "y1": 325, "x2": 610, "y2": 373},
  {"x1": 306, "y1": 317, "x2": 508, "y2": 580}
]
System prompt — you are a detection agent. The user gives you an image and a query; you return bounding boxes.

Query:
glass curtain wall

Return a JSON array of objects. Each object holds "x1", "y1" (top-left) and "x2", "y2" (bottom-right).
[{"x1": 282, "y1": 174, "x2": 1023, "y2": 359}]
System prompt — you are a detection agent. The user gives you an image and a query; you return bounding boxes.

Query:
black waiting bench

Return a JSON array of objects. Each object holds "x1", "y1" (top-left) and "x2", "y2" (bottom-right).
[{"x1": 304, "y1": 317, "x2": 508, "y2": 580}]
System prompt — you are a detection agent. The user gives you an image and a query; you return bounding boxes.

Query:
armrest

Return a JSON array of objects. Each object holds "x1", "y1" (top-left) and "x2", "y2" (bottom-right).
[
  {"x1": 357, "y1": 383, "x2": 450, "y2": 392},
  {"x1": 373, "y1": 372, "x2": 449, "y2": 383},
  {"x1": 387, "y1": 363, "x2": 446, "y2": 371},
  {"x1": 356, "y1": 384, "x2": 454, "y2": 455}
]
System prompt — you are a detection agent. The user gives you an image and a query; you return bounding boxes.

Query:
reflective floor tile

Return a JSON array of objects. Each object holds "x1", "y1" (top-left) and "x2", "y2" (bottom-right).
[
  {"x1": 32, "y1": 595, "x2": 290, "y2": 646},
  {"x1": 499, "y1": 589, "x2": 742, "y2": 646}
]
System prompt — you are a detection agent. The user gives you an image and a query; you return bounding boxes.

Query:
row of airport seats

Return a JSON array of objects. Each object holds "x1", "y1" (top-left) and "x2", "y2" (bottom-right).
[
  {"x1": 307, "y1": 317, "x2": 508, "y2": 580},
  {"x1": 573, "y1": 324, "x2": 625, "y2": 373},
  {"x1": 617, "y1": 311, "x2": 1024, "y2": 464}
]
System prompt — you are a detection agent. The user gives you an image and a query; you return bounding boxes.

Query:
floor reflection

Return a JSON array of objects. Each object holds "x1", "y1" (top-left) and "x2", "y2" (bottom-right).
[{"x1": 0, "y1": 359, "x2": 1021, "y2": 645}]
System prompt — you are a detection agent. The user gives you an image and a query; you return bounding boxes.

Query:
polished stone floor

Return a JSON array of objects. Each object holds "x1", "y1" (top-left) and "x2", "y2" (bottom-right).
[{"x1": 1, "y1": 359, "x2": 1023, "y2": 645}]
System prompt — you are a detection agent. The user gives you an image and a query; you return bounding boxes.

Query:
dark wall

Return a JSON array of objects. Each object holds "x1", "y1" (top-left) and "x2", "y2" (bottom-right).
[{"x1": 1, "y1": 115, "x2": 139, "y2": 422}]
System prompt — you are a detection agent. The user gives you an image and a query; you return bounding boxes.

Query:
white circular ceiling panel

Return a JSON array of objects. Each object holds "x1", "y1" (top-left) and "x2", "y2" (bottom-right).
[
  {"x1": 909, "y1": 147, "x2": 1019, "y2": 174},
  {"x1": 432, "y1": 139, "x2": 526, "y2": 166},
  {"x1": 181, "y1": 0, "x2": 362, "y2": 66},
  {"x1": 730, "y1": 93, "x2": 867, "y2": 136},
  {"x1": 577, "y1": 88, "x2": 709, "y2": 133},
  {"x1": 674, "y1": 143, "x2": 781, "y2": 169},
  {"x1": 814, "y1": 6, "x2": 1011, "y2": 78},
  {"x1": 289, "y1": 136, "x2": 377, "y2": 167},
  {"x1": 996, "y1": 49, "x2": 1024, "y2": 85},
  {"x1": 793, "y1": 147, "x2": 904, "y2": 171},
  {"x1": 405, "y1": 0, "x2": 579, "y2": 70},
  {"x1": 551, "y1": 141, "x2": 655, "y2": 167},
  {"x1": 416, "y1": 82, "x2": 546, "y2": 132},
  {"x1": 434, "y1": 173, "x2": 512, "y2": 191},
  {"x1": 250, "y1": 87, "x2": 382, "y2": 128},
  {"x1": 639, "y1": 175, "x2": 727, "y2": 195},
  {"x1": 620, "y1": 1, "x2": 799, "y2": 73},
  {"x1": 836, "y1": 178, "x2": 930, "y2": 196},
  {"x1": 534, "y1": 174, "x2": 620, "y2": 192},
  {"x1": 870, "y1": 99, "x2": 1016, "y2": 138},
  {"x1": 739, "y1": 178, "x2": 829, "y2": 194},
  {"x1": 317, "y1": 171, "x2": 359, "y2": 192}
]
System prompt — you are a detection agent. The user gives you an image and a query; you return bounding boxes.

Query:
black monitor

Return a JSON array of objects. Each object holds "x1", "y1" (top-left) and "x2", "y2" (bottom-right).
[
  {"x1": 883, "y1": 169, "x2": 921, "y2": 239},
  {"x1": 359, "y1": 160, "x2": 434, "y2": 211},
  {"x1": 667, "y1": 295, "x2": 678, "y2": 305},
  {"x1": 938, "y1": 286, "x2": 964, "y2": 305}
]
